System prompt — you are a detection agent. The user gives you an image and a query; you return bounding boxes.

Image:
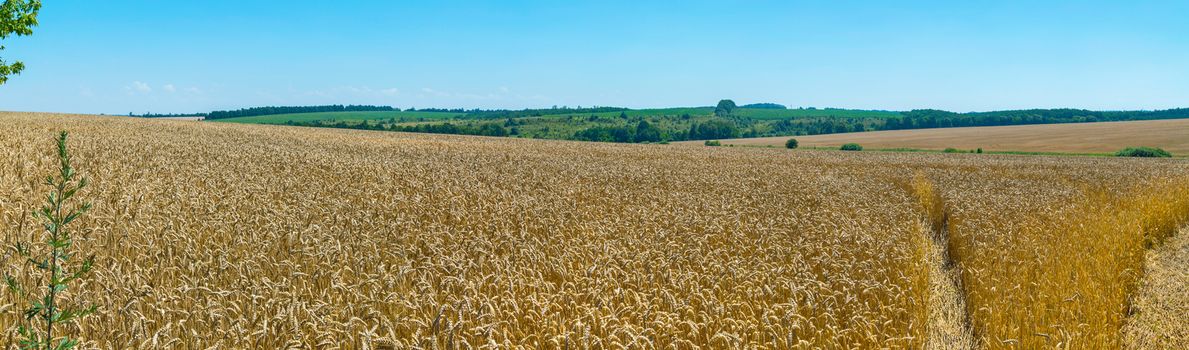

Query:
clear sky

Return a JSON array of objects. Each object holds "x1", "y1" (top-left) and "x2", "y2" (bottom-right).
[{"x1": 0, "y1": 0, "x2": 1186, "y2": 114}]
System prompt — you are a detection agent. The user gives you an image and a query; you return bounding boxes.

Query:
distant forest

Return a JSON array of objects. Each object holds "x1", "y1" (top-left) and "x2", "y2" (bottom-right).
[
  {"x1": 147, "y1": 103, "x2": 1189, "y2": 143},
  {"x1": 137, "y1": 105, "x2": 397, "y2": 119}
]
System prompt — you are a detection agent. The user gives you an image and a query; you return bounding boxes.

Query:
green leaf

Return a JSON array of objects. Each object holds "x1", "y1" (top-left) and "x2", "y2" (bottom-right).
[
  {"x1": 5, "y1": 275, "x2": 22, "y2": 294},
  {"x1": 63, "y1": 187, "x2": 77, "y2": 200},
  {"x1": 13, "y1": 242, "x2": 31, "y2": 257},
  {"x1": 55, "y1": 338, "x2": 79, "y2": 350},
  {"x1": 50, "y1": 237, "x2": 69, "y2": 249}
]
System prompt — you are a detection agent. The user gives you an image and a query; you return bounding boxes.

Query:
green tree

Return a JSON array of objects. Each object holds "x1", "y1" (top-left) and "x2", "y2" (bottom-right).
[
  {"x1": 1115, "y1": 146, "x2": 1171, "y2": 158},
  {"x1": 634, "y1": 120, "x2": 661, "y2": 143},
  {"x1": 714, "y1": 99, "x2": 737, "y2": 117},
  {"x1": 840, "y1": 143, "x2": 863, "y2": 151},
  {"x1": 785, "y1": 138, "x2": 799, "y2": 149},
  {"x1": 688, "y1": 119, "x2": 739, "y2": 140},
  {"x1": 1, "y1": 0, "x2": 42, "y2": 85},
  {"x1": 6, "y1": 131, "x2": 97, "y2": 350}
]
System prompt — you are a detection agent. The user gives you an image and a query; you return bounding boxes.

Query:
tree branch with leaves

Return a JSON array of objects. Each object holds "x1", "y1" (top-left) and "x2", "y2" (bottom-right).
[{"x1": 0, "y1": 0, "x2": 41, "y2": 85}]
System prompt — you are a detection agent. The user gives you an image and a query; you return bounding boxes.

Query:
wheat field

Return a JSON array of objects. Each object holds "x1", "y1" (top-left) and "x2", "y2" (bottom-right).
[{"x1": 0, "y1": 112, "x2": 1186, "y2": 349}]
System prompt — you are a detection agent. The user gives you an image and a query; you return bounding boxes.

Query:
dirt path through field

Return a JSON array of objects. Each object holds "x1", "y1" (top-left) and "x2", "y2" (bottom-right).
[
  {"x1": 909, "y1": 177, "x2": 976, "y2": 349},
  {"x1": 924, "y1": 218, "x2": 976, "y2": 350},
  {"x1": 1123, "y1": 226, "x2": 1189, "y2": 348}
]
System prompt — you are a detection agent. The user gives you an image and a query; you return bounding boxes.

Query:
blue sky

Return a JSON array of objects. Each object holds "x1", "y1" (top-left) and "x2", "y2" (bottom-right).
[{"x1": 0, "y1": 0, "x2": 1186, "y2": 114}]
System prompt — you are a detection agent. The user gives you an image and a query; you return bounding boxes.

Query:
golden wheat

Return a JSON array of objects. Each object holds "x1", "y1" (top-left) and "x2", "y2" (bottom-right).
[{"x1": 0, "y1": 112, "x2": 1186, "y2": 349}]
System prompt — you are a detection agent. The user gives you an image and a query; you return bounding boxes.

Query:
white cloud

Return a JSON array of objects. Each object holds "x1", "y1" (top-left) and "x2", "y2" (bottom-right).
[
  {"x1": 131, "y1": 81, "x2": 151, "y2": 93},
  {"x1": 162, "y1": 84, "x2": 176, "y2": 93},
  {"x1": 420, "y1": 87, "x2": 449, "y2": 97},
  {"x1": 380, "y1": 88, "x2": 400, "y2": 96}
]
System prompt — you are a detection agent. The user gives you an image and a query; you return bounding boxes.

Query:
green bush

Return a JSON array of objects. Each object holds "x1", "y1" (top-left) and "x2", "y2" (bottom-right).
[
  {"x1": 785, "y1": 138, "x2": 799, "y2": 149},
  {"x1": 943, "y1": 148, "x2": 961, "y2": 153},
  {"x1": 1115, "y1": 147, "x2": 1172, "y2": 158},
  {"x1": 976, "y1": 148, "x2": 983, "y2": 154},
  {"x1": 704, "y1": 140, "x2": 722, "y2": 147},
  {"x1": 840, "y1": 143, "x2": 863, "y2": 151}
]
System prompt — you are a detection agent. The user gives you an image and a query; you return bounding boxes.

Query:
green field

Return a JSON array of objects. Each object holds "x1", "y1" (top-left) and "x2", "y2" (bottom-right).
[
  {"x1": 209, "y1": 107, "x2": 904, "y2": 141},
  {"x1": 214, "y1": 111, "x2": 464, "y2": 124}
]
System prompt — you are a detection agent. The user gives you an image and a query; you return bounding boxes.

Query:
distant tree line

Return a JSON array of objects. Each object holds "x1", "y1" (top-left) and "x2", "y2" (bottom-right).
[
  {"x1": 284, "y1": 119, "x2": 514, "y2": 137},
  {"x1": 768, "y1": 117, "x2": 873, "y2": 136},
  {"x1": 390, "y1": 122, "x2": 511, "y2": 137},
  {"x1": 572, "y1": 120, "x2": 663, "y2": 143},
  {"x1": 881, "y1": 108, "x2": 1189, "y2": 130},
  {"x1": 687, "y1": 119, "x2": 740, "y2": 139},
  {"x1": 740, "y1": 103, "x2": 787, "y2": 109},
  {"x1": 136, "y1": 112, "x2": 208, "y2": 118},
  {"x1": 204, "y1": 105, "x2": 396, "y2": 120},
  {"x1": 456, "y1": 106, "x2": 629, "y2": 120}
]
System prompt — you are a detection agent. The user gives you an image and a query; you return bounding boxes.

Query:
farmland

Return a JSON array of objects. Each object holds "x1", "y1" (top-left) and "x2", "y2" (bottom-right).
[
  {"x1": 692, "y1": 118, "x2": 1189, "y2": 156},
  {"x1": 206, "y1": 105, "x2": 1189, "y2": 145},
  {"x1": 1, "y1": 112, "x2": 1187, "y2": 348},
  {"x1": 211, "y1": 106, "x2": 898, "y2": 141}
]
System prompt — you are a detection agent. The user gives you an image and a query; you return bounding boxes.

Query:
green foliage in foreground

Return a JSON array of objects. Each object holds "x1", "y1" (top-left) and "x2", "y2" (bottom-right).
[
  {"x1": 1115, "y1": 147, "x2": 1172, "y2": 158},
  {"x1": 840, "y1": 143, "x2": 863, "y2": 151},
  {"x1": 6, "y1": 132, "x2": 96, "y2": 350},
  {"x1": 704, "y1": 140, "x2": 722, "y2": 147}
]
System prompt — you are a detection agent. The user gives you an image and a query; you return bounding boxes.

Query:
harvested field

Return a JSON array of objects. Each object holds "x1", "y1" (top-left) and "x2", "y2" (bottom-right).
[
  {"x1": 0, "y1": 112, "x2": 1186, "y2": 348},
  {"x1": 688, "y1": 119, "x2": 1189, "y2": 155},
  {"x1": 1123, "y1": 226, "x2": 1189, "y2": 349}
]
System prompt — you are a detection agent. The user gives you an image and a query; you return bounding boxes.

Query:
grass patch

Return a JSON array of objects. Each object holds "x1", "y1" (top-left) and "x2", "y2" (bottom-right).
[
  {"x1": 840, "y1": 143, "x2": 864, "y2": 151},
  {"x1": 1116, "y1": 147, "x2": 1172, "y2": 158}
]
